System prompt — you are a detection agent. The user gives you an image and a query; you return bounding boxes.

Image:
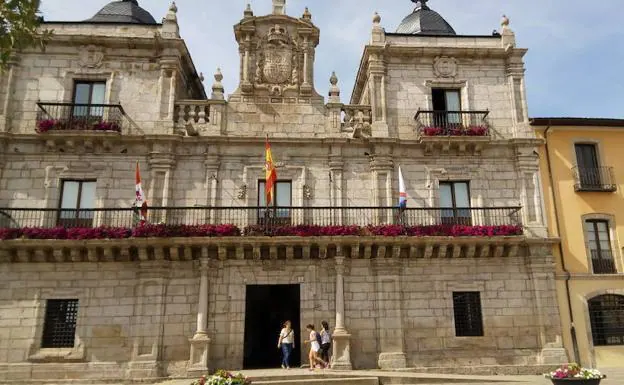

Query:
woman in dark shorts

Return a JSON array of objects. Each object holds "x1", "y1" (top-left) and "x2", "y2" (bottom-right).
[{"x1": 319, "y1": 320, "x2": 332, "y2": 367}]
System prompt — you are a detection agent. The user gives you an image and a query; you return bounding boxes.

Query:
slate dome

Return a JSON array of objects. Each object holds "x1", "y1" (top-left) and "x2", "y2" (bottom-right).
[
  {"x1": 395, "y1": 0, "x2": 456, "y2": 36},
  {"x1": 86, "y1": 0, "x2": 157, "y2": 24}
]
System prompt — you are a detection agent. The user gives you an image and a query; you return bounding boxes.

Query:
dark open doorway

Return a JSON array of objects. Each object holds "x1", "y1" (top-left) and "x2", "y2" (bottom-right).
[{"x1": 243, "y1": 284, "x2": 301, "y2": 369}]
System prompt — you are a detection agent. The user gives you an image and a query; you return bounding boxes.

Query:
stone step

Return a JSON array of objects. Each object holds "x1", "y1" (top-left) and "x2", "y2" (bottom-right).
[{"x1": 252, "y1": 376, "x2": 378, "y2": 385}]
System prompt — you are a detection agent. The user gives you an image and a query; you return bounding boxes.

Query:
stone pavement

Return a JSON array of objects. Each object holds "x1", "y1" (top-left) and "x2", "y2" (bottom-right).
[{"x1": 156, "y1": 368, "x2": 624, "y2": 385}]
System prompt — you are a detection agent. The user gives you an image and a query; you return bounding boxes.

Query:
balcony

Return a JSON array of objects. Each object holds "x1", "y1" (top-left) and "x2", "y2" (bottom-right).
[
  {"x1": 573, "y1": 166, "x2": 617, "y2": 192},
  {"x1": 591, "y1": 250, "x2": 618, "y2": 274},
  {"x1": 0, "y1": 206, "x2": 522, "y2": 231},
  {"x1": 0, "y1": 206, "x2": 526, "y2": 263},
  {"x1": 36, "y1": 102, "x2": 125, "y2": 134},
  {"x1": 415, "y1": 110, "x2": 490, "y2": 137}
]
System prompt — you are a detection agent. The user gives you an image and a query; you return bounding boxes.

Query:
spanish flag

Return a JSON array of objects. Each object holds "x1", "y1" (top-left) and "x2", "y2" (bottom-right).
[{"x1": 265, "y1": 135, "x2": 278, "y2": 205}]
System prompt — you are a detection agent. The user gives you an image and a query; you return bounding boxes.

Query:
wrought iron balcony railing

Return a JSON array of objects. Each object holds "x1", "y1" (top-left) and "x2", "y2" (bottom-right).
[
  {"x1": 36, "y1": 102, "x2": 126, "y2": 133},
  {"x1": 591, "y1": 250, "x2": 618, "y2": 274},
  {"x1": 415, "y1": 110, "x2": 490, "y2": 137},
  {"x1": 573, "y1": 166, "x2": 617, "y2": 192},
  {"x1": 0, "y1": 206, "x2": 523, "y2": 234}
]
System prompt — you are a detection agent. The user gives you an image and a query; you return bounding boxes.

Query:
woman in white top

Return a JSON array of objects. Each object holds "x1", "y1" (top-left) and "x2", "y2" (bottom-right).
[
  {"x1": 304, "y1": 324, "x2": 327, "y2": 370},
  {"x1": 277, "y1": 320, "x2": 295, "y2": 369}
]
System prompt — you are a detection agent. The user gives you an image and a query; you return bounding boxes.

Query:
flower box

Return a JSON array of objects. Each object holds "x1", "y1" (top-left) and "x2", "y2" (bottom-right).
[
  {"x1": 36, "y1": 119, "x2": 122, "y2": 133},
  {"x1": 191, "y1": 370, "x2": 250, "y2": 385},
  {"x1": 545, "y1": 364, "x2": 605, "y2": 385},
  {"x1": 551, "y1": 379, "x2": 602, "y2": 385}
]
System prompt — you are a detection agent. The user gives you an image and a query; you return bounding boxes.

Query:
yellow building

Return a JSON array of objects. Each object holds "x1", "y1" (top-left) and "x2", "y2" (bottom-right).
[{"x1": 533, "y1": 117, "x2": 624, "y2": 369}]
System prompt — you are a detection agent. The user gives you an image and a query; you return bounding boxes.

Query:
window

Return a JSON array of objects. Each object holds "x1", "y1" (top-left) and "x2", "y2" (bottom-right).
[
  {"x1": 432, "y1": 88, "x2": 461, "y2": 125},
  {"x1": 41, "y1": 299, "x2": 79, "y2": 348},
  {"x1": 257, "y1": 180, "x2": 292, "y2": 225},
  {"x1": 575, "y1": 143, "x2": 601, "y2": 189},
  {"x1": 72, "y1": 81, "x2": 106, "y2": 117},
  {"x1": 588, "y1": 294, "x2": 624, "y2": 346},
  {"x1": 58, "y1": 180, "x2": 96, "y2": 228},
  {"x1": 584, "y1": 219, "x2": 617, "y2": 274},
  {"x1": 452, "y1": 292, "x2": 484, "y2": 337},
  {"x1": 440, "y1": 181, "x2": 471, "y2": 225}
]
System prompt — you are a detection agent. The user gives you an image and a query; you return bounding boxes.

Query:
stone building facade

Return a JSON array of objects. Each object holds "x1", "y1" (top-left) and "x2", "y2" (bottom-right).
[{"x1": 0, "y1": 0, "x2": 568, "y2": 381}]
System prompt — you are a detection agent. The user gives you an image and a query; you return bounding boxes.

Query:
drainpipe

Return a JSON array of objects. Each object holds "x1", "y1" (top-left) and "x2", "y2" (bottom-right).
[{"x1": 544, "y1": 122, "x2": 580, "y2": 364}]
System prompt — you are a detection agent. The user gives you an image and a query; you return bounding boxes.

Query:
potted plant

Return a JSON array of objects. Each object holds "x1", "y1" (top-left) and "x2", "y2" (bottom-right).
[
  {"x1": 191, "y1": 370, "x2": 251, "y2": 385},
  {"x1": 545, "y1": 363, "x2": 606, "y2": 385}
]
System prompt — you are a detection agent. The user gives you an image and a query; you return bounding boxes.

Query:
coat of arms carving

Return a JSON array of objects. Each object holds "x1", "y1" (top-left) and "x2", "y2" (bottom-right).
[
  {"x1": 255, "y1": 25, "x2": 299, "y2": 94},
  {"x1": 78, "y1": 45, "x2": 105, "y2": 68}
]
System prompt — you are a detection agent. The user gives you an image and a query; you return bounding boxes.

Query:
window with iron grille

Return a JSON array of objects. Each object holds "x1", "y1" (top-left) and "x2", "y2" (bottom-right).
[
  {"x1": 41, "y1": 299, "x2": 79, "y2": 348},
  {"x1": 584, "y1": 219, "x2": 617, "y2": 274},
  {"x1": 589, "y1": 294, "x2": 624, "y2": 346},
  {"x1": 453, "y1": 292, "x2": 483, "y2": 337}
]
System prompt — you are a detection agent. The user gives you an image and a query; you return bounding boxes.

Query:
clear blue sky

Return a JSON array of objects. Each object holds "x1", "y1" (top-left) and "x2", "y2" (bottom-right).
[{"x1": 41, "y1": 0, "x2": 624, "y2": 118}]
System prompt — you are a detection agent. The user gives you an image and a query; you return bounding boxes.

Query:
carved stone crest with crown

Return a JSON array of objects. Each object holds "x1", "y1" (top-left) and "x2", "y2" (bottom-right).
[{"x1": 255, "y1": 24, "x2": 299, "y2": 95}]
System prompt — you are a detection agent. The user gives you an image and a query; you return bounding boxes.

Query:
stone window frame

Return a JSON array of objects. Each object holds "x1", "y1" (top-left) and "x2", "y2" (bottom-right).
[
  {"x1": 60, "y1": 70, "x2": 116, "y2": 105},
  {"x1": 423, "y1": 80, "x2": 471, "y2": 112},
  {"x1": 28, "y1": 288, "x2": 89, "y2": 362},
  {"x1": 570, "y1": 139, "x2": 605, "y2": 170},
  {"x1": 581, "y1": 213, "x2": 622, "y2": 274},
  {"x1": 242, "y1": 165, "x2": 308, "y2": 207},
  {"x1": 581, "y1": 288, "x2": 624, "y2": 368},
  {"x1": 43, "y1": 163, "x2": 112, "y2": 226}
]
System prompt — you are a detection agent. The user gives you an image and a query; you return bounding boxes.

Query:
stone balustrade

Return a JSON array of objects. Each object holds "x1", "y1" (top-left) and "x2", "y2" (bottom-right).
[
  {"x1": 173, "y1": 100, "x2": 225, "y2": 135},
  {"x1": 342, "y1": 104, "x2": 372, "y2": 129}
]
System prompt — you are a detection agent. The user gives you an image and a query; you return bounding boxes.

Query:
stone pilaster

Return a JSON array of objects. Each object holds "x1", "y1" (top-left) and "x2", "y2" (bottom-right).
[
  {"x1": 148, "y1": 150, "x2": 176, "y2": 222},
  {"x1": 373, "y1": 258, "x2": 407, "y2": 369},
  {"x1": 527, "y1": 245, "x2": 568, "y2": 365},
  {"x1": 329, "y1": 152, "x2": 344, "y2": 222},
  {"x1": 331, "y1": 255, "x2": 352, "y2": 370},
  {"x1": 0, "y1": 56, "x2": 19, "y2": 133},
  {"x1": 368, "y1": 14, "x2": 388, "y2": 137},
  {"x1": 127, "y1": 260, "x2": 171, "y2": 379},
  {"x1": 188, "y1": 255, "x2": 211, "y2": 376},
  {"x1": 369, "y1": 153, "x2": 393, "y2": 223}
]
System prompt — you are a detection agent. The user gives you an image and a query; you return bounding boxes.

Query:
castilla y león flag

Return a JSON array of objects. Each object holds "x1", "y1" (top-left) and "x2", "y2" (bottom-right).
[
  {"x1": 265, "y1": 136, "x2": 277, "y2": 205},
  {"x1": 135, "y1": 161, "x2": 148, "y2": 223}
]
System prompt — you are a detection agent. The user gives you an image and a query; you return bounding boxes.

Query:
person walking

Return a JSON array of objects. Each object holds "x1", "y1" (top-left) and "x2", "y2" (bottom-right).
[
  {"x1": 277, "y1": 320, "x2": 295, "y2": 369},
  {"x1": 319, "y1": 321, "x2": 332, "y2": 367},
  {"x1": 304, "y1": 324, "x2": 327, "y2": 370}
]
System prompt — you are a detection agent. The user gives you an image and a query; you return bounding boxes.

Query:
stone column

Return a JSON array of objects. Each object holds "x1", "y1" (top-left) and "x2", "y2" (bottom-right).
[
  {"x1": 188, "y1": 254, "x2": 211, "y2": 375},
  {"x1": 373, "y1": 258, "x2": 407, "y2": 369},
  {"x1": 331, "y1": 256, "x2": 352, "y2": 370}
]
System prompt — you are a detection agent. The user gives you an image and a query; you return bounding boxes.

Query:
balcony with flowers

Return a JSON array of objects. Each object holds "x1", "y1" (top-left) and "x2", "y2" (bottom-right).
[
  {"x1": 0, "y1": 206, "x2": 529, "y2": 263},
  {"x1": 35, "y1": 102, "x2": 125, "y2": 134},
  {"x1": 415, "y1": 110, "x2": 491, "y2": 154}
]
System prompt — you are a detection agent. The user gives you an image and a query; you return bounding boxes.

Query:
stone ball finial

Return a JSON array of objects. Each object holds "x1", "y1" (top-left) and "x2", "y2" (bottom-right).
[
  {"x1": 214, "y1": 67, "x2": 223, "y2": 82},
  {"x1": 169, "y1": 1, "x2": 177, "y2": 13},
  {"x1": 373, "y1": 12, "x2": 381, "y2": 24},
  {"x1": 501, "y1": 14, "x2": 510, "y2": 28},
  {"x1": 330, "y1": 71, "x2": 338, "y2": 86},
  {"x1": 302, "y1": 7, "x2": 312, "y2": 20}
]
